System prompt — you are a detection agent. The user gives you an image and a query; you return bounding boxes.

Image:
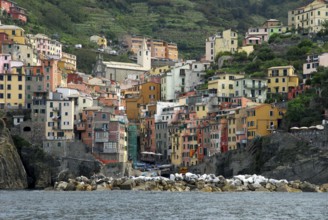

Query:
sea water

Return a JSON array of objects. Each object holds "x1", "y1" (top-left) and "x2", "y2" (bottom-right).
[{"x1": 0, "y1": 191, "x2": 327, "y2": 219}]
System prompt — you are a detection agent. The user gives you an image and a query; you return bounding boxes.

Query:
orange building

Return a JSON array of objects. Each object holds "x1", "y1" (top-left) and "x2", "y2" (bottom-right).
[
  {"x1": 124, "y1": 81, "x2": 161, "y2": 121},
  {"x1": 124, "y1": 35, "x2": 179, "y2": 61}
]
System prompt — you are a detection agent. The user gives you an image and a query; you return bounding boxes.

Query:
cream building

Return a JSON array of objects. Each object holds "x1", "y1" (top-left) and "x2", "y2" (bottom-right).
[
  {"x1": 288, "y1": 0, "x2": 328, "y2": 33},
  {"x1": 208, "y1": 73, "x2": 244, "y2": 97},
  {"x1": 93, "y1": 38, "x2": 151, "y2": 82},
  {"x1": 2, "y1": 43, "x2": 41, "y2": 66},
  {"x1": 45, "y1": 93, "x2": 74, "y2": 140},
  {"x1": 205, "y1": 29, "x2": 238, "y2": 62},
  {"x1": 26, "y1": 34, "x2": 62, "y2": 58}
]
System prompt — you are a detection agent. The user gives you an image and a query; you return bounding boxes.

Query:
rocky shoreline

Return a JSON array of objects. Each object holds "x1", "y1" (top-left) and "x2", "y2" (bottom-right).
[{"x1": 53, "y1": 173, "x2": 328, "y2": 193}]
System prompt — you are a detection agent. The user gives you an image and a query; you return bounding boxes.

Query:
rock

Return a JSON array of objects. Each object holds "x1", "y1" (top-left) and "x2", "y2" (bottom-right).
[
  {"x1": 170, "y1": 174, "x2": 175, "y2": 181},
  {"x1": 265, "y1": 183, "x2": 276, "y2": 191},
  {"x1": 86, "y1": 184, "x2": 93, "y2": 191},
  {"x1": 112, "y1": 187, "x2": 121, "y2": 190},
  {"x1": 65, "y1": 182, "x2": 77, "y2": 191},
  {"x1": 300, "y1": 181, "x2": 320, "y2": 192},
  {"x1": 55, "y1": 181, "x2": 68, "y2": 191},
  {"x1": 196, "y1": 180, "x2": 205, "y2": 190},
  {"x1": 76, "y1": 183, "x2": 87, "y2": 191},
  {"x1": 289, "y1": 180, "x2": 301, "y2": 189},
  {"x1": 96, "y1": 182, "x2": 110, "y2": 191},
  {"x1": 276, "y1": 184, "x2": 302, "y2": 192},
  {"x1": 201, "y1": 185, "x2": 212, "y2": 192},
  {"x1": 221, "y1": 183, "x2": 237, "y2": 192},
  {"x1": 319, "y1": 183, "x2": 328, "y2": 192},
  {"x1": 120, "y1": 179, "x2": 136, "y2": 190},
  {"x1": 248, "y1": 183, "x2": 262, "y2": 191},
  {"x1": 0, "y1": 120, "x2": 28, "y2": 189}
]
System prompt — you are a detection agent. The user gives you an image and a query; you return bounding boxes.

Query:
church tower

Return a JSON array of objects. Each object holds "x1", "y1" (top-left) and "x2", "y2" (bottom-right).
[{"x1": 137, "y1": 38, "x2": 151, "y2": 70}]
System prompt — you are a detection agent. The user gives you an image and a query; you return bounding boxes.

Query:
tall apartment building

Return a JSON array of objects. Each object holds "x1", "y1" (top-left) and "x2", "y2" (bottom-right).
[
  {"x1": 26, "y1": 34, "x2": 62, "y2": 58},
  {"x1": 205, "y1": 29, "x2": 238, "y2": 62},
  {"x1": 0, "y1": 55, "x2": 25, "y2": 109},
  {"x1": 288, "y1": 0, "x2": 328, "y2": 33}
]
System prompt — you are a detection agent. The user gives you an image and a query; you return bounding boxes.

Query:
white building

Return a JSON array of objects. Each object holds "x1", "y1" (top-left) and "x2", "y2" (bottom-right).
[
  {"x1": 234, "y1": 78, "x2": 268, "y2": 103},
  {"x1": 26, "y1": 34, "x2": 62, "y2": 58},
  {"x1": 45, "y1": 93, "x2": 74, "y2": 140},
  {"x1": 303, "y1": 53, "x2": 328, "y2": 83}
]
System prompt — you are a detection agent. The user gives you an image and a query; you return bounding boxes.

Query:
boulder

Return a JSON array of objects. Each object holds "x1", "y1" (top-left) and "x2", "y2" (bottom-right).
[
  {"x1": 221, "y1": 183, "x2": 237, "y2": 192},
  {"x1": 55, "y1": 181, "x2": 68, "y2": 191},
  {"x1": 300, "y1": 181, "x2": 320, "y2": 192},
  {"x1": 64, "y1": 182, "x2": 77, "y2": 191},
  {"x1": 319, "y1": 183, "x2": 328, "y2": 192},
  {"x1": 201, "y1": 185, "x2": 213, "y2": 192},
  {"x1": 196, "y1": 180, "x2": 205, "y2": 190},
  {"x1": 120, "y1": 179, "x2": 136, "y2": 190}
]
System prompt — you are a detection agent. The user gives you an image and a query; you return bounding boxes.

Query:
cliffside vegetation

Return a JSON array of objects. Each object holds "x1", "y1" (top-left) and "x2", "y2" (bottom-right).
[{"x1": 11, "y1": 0, "x2": 312, "y2": 59}]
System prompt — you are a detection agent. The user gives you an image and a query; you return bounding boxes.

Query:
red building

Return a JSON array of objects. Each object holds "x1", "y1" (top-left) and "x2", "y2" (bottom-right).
[
  {"x1": 10, "y1": 6, "x2": 27, "y2": 23},
  {"x1": 0, "y1": 1, "x2": 27, "y2": 23},
  {"x1": 67, "y1": 73, "x2": 83, "y2": 84}
]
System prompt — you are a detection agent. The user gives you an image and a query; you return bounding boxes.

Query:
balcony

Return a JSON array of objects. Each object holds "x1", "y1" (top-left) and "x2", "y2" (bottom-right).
[
  {"x1": 236, "y1": 130, "x2": 245, "y2": 135},
  {"x1": 53, "y1": 107, "x2": 60, "y2": 111},
  {"x1": 244, "y1": 82, "x2": 267, "y2": 89}
]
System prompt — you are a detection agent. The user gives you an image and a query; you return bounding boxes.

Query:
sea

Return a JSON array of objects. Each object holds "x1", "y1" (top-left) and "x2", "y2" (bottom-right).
[{"x1": 0, "y1": 191, "x2": 327, "y2": 220}]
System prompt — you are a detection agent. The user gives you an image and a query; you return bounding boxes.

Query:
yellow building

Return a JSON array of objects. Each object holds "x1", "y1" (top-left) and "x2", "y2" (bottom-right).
[
  {"x1": 149, "y1": 65, "x2": 171, "y2": 75},
  {"x1": 208, "y1": 73, "x2": 244, "y2": 97},
  {"x1": 206, "y1": 29, "x2": 238, "y2": 62},
  {"x1": 170, "y1": 131, "x2": 183, "y2": 167},
  {"x1": 0, "y1": 65, "x2": 25, "y2": 109},
  {"x1": 267, "y1": 66, "x2": 299, "y2": 95},
  {"x1": 58, "y1": 52, "x2": 77, "y2": 74},
  {"x1": 246, "y1": 104, "x2": 285, "y2": 140},
  {"x1": 0, "y1": 25, "x2": 25, "y2": 44},
  {"x1": 288, "y1": 0, "x2": 328, "y2": 33},
  {"x1": 238, "y1": 45, "x2": 254, "y2": 56},
  {"x1": 196, "y1": 103, "x2": 207, "y2": 119},
  {"x1": 97, "y1": 36, "x2": 107, "y2": 48}
]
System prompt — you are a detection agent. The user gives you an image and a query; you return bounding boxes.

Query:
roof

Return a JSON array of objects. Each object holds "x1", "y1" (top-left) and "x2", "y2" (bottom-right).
[
  {"x1": 0, "y1": 25, "x2": 24, "y2": 31},
  {"x1": 103, "y1": 61, "x2": 149, "y2": 71},
  {"x1": 268, "y1": 65, "x2": 295, "y2": 70}
]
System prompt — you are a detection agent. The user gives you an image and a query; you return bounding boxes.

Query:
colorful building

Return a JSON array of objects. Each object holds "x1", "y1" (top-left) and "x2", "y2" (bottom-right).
[
  {"x1": 205, "y1": 29, "x2": 238, "y2": 62},
  {"x1": 0, "y1": 55, "x2": 25, "y2": 109},
  {"x1": 246, "y1": 104, "x2": 285, "y2": 140},
  {"x1": 267, "y1": 66, "x2": 299, "y2": 99},
  {"x1": 0, "y1": 25, "x2": 25, "y2": 44},
  {"x1": 288, "y1": 0, "x2": 328, "y2": 33}
]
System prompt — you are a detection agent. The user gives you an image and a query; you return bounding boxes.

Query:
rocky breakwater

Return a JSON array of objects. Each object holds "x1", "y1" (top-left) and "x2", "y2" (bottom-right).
[{"x1": 54, "y1": 173, "x2": 328, "y2": 193}]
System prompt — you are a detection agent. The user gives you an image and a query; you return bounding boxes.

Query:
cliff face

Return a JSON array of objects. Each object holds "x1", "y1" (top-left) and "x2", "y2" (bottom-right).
[
  {"x1": 0, "y1": 119, "x2": 27, "y2": 189},
  {"x1": 191, "y1": 131, "x2": 328, "y2": 185}
]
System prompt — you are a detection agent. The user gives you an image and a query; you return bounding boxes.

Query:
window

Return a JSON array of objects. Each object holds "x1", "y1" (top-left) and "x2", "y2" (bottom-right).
[
  {"x1": 0, "y1": 76, "x2": 3, "y2": 81},
  {"x1": 7, "y1": 85, "x2": 11, "y2": 90},
  {"x1": 65, "y1": 112, "x2": 68, "y2": 116},
  {"x1": 275, "y1": 78, "x2": 279, "y2": 83},
  {"x1": 7, "y1": 93, "x2": 11, "y2": 99},
  {"x1": 18, "y1": 76, "x2": 22, "y2": 81},
  {"x1": 0, "y1": 93, "x2": 3, "y2": 98},
  {"x1": 18, "y1": 94, "x2": 22, "y2": 99},
  {"x1": 222, "y1": 84, "x2": 225, "y2": 89},
  {"x1": 270, "y1": 111, "x2": 273, "y2": 117},
  {"x1": 282, "y1": 78, "x2": 286, "y2": 83},
  {"x1": 18, "y1": 85, "x2": 22, "y2": 90},
  {"x1": 268, "y1": 79, "x2": 271, "y2": 83},
  {"x1": 7, "y1": 75, "x2": 11, "y2": 81}
]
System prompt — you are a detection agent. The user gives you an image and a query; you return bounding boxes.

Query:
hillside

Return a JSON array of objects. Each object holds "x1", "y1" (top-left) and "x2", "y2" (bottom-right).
[{"x1": 12, "y1": 0, "x2": 312, "y2": 59}]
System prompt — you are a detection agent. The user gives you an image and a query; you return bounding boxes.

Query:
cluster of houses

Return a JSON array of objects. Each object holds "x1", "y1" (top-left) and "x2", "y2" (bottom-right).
[
  {"x1": 0, "y1": 0, "x2": 27, "y2": 23},
  {"x1": 1, "y1": 0, "x2": 328, "y2": 169}
]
